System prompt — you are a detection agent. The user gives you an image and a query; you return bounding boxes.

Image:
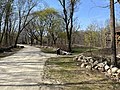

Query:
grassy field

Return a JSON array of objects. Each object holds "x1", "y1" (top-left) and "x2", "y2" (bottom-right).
[
  {"x1": 72, "y1": 46, "x2": 97, "y2": 54},
  {"x1": 43, "y1": 57, "x2": 120, "y2": 90},
  {"x1": 40, "y1": 46, "x2": 97, "y2": 55},
  {"x1": 40, "y1": 47, "x2": 57, "y2": 54}
]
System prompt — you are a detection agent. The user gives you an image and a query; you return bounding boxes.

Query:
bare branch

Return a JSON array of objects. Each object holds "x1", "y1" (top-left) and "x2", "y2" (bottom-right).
[{"x1": 91, "y1": 0, "x2": 117, "y2": 8}]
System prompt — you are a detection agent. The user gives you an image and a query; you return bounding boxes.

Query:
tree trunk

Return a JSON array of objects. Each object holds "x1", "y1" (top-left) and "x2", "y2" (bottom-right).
[
  {"x1": 66, "y1": 24, "x2": 71, "y2": 52},
  {"x1": 40, "y1": 34, "x2": 43, "y2": 46},
  {"x1": 0, "y1": 14, "x2": 8, "y2": 46},
  {"x1": 0, "y1": 16, "x2": 2, "y2": 39},
  {"x1": 110, "y1": 0, "x2": 117, "y2": 66},
  {"x1": 5, "y1": 19, "x2": 9, "y2": 47},
  {"x1": 31, "y1": 36, "x2": 33, "y2": 46},
  {"x1": 68, "y1": 38, "x2": 71, "y2": 52},
  {"x1": 14, "y1": 33, "x2": 20, "y2": 47}
]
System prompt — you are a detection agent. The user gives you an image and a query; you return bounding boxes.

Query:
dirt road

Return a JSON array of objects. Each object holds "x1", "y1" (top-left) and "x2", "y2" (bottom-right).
[{"x1": 0, "y1": 45, "x2": 59, "y2": 90}]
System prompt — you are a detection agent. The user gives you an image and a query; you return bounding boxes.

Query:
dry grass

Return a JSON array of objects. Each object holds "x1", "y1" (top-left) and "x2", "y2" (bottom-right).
[
  {"x1": 40, "y1": 47, "x2": 56, "y2": 54},
  {"x1": 43, "y1": 57, "x2": 120, "y2": 90}
]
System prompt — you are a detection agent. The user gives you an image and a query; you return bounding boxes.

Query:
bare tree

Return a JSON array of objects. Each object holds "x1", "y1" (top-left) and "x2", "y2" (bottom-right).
[
  {"x1": 58, "y1": 0, "x2": 80, "y2": 52},
  {"x1": 117, "y1": 0, "x2": 120, "y2": 3},
  {"x1": 14, "y1": 0, "x2": 37, "y2": 47},
  {"x1": 110, "y1": 0, "x2": 117, "y2": 66},
  {"x1": 0, "y1": 0, "x2": 13, "y2": 47}
]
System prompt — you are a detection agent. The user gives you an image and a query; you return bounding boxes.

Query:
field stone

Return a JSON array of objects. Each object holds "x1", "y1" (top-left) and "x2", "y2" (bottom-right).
[
  {"x1": 98, "y1": 67, "x2": 105, "y2": 72},
  {"x1": 107, "y1": 69, "x2": 112, "y2": 76},
  {"x1": 74, "y1": 54, "x2": 120, "y2": 81},
  {"x1": 77, "y1": 57, "x2": 81, "y2": 61},
  {"x1": 73, "y1": 56, "x2": 78, "y2": 61},
  {"x1": 117, "y1": 70, "x2": 120, "y2": 79},
  {"x1": 111, "y1": 67, "x2": 118, "y2": 73},
  {"x1": 94, "y1": 65, "x2": 98, "y2": 70},
  {"x1": 93, "y1": 60, "x2": 99, "y2": 66},
  {"x1": 97, "y1": 62, "x2": 105, "y2": 68},
  {"x1": 76, "y1": 63, "x2": 80, "y2": 66},
  {"x1": 86, "y1": 57, "x2": 92, "y2": 61},
  {"x1": 111, "y1": 73, "x2": 118, "y2": 80},
  {"x1": 77, "y1": 56, "x2": 81, "y2": 61},
  {"x1": 86, "y1": 65, "x2": 92, "y2": 70},
  {"x1": 81, "y1": 63, "x2": 87, "y2": 68},
  {"x1": 82, "y1": 59, "x2": 88, "y2": 63},
  {"x1": 89, "y1": 58, "x2": 94, "y2": 63},
  {"x1": 78, "y1": 55, "x2": 84, "y2": 61},
  {"x1": 104, "y1": 64, "x2": 110, "y2": 71},
  {"x1": 117, "y1": 69, "x2": 120, "y2": 73}
]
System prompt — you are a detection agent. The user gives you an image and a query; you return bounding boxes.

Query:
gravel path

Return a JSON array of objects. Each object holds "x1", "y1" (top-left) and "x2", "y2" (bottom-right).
[{"x1": 0, "y1": 45, "x2": 58, "y2": 90}]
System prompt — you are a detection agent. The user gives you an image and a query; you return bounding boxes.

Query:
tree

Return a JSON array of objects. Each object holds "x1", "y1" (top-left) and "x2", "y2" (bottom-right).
[
  {"x1": 99, "y1": 28, "x2": 107, "y2": 48},
  {"x1": 34, "y1": 9, "x2": 57, "y2": 46},
  {"x1": 0, "y1": 0, "x2": 5, "y2": 45},
  {"x1": 0, "y1": 0, "x2": 14, "y2": 47},
  {"x1": 84, "y1": 24, "x2": 98, "y2": 47},
  {"x1": 40, "y1": 8, "x2": 62, "y2": 46},
  {"x1": 14, "y1": 0, "x2": 38, "y2": 47},
  {"x1": 24, "y1": 8, "x2": 63, "y2": 46},
  {"x1": 0, "y1": 0, "x2": 43, "y2": 49},
  {"x1": 110, "y1": 0, "x2": 117, "y2": 66},
  {"x1": 58, "y1": 0, "x2": 80, "y2": 52},
  {"x1": 117, "y1": 0, "x2": 120, "y2": 3}
]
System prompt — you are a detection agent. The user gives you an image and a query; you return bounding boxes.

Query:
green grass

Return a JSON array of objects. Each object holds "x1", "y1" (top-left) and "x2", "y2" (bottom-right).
[
  {"x1": 40, "y1": 46, "x2": 97, "y2": 55},
  {"x1": 72, "y1": 46, "x2": 97, "y2": 54},
  {"x1": 40, "y1": 47, "x2": 56, "y2": 54},
  {"x1": 45, "y1": 57, "x2": 76, "y2": 69},
  {"x1": 43, "y1": 56, "x2": 120, "y2": 90}
]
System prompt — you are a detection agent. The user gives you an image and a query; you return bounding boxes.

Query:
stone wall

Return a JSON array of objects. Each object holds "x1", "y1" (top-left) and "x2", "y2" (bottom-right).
[{"x1": 73, "y1": 54, "x2": 120, "y2": 82}]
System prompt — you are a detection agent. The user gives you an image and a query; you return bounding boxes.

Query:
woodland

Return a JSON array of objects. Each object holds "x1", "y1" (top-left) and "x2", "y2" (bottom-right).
[{"x1": 0, "y1": 0, "x2": 120, "y2": 66}]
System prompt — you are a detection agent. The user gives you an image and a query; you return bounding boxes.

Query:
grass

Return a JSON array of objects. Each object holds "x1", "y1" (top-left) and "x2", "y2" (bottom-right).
[
  {"x1": 72, "y1": 46, "x2": 97, "y2": 54},
  {"x1": 40, "y1": 46, "x2": 97, "y2": 55},
  {"x1": 40, "y1": 47, "x2": 56, "y2": 54},
  {"x1": 43, "y1": 56, "x2": 120, "y2": 90}
]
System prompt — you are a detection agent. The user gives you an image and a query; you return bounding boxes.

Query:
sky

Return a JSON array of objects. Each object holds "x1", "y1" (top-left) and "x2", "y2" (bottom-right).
[{"x1": 42, "y1": 0, "x2": 120, "y2": 30}]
